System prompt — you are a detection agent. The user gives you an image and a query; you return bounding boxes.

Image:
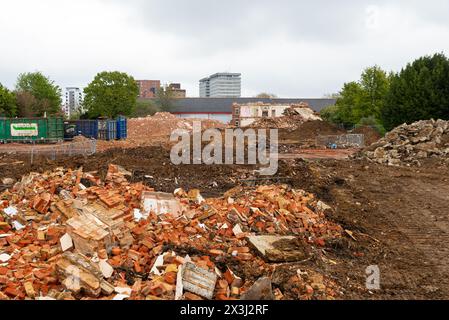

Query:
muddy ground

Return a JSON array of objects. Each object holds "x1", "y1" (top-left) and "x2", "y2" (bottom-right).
[{"x1": 1, "y1": 147, "x2": 449, "y2": 300}]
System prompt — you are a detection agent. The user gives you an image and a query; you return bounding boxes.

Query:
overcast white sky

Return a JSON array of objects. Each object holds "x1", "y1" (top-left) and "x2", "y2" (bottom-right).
[{"x1": 1, "y1": 0, "x2": 449, "y2": 97}]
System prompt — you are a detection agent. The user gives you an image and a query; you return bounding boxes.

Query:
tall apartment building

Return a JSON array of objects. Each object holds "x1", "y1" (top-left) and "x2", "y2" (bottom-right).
[
  {"x1": 199, "y1": 73, "x2": 241, "y2": 98},
  {"x1": 136, "y1": 80, "x2": 161, "y2": 98},
  {"x1": 63, "y1": 87, "x2": 83, "y2": 118}
]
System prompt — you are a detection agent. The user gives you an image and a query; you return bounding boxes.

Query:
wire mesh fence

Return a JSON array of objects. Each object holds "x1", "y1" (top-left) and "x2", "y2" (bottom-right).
[
  {"x1": 2, "y1": 139, "x2": 97, "y2": 164},
  {"x1": 316, "y1": 134, "x2": 365, "y2": 149}
]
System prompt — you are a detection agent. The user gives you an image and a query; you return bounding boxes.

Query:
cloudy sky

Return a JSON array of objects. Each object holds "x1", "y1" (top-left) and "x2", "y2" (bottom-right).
[{"x1": 1, "y1": 0, "x2": 449, "y2": 97}]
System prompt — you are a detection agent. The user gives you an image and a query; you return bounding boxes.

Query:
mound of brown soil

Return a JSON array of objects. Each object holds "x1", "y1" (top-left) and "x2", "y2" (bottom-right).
[{"x1": 280, "y1": 120, "x2": 346, "y2": 142}]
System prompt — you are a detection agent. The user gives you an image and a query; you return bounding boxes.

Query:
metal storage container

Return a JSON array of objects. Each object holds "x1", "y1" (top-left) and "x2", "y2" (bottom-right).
[
  {"x1": 47, "y1": 117, "x2": 64, "y2": 141},
  {"x1": 0, "y1": 117, "x2": 64, "y2": 143},
  {"x1": 116, "y1": 116, "x2": 128, "y2": 140},
  {"x1": 98, "y1": 119, "x2": 117, "y2": 141},
  {"x1": 73, "y1": 120, "x2": 99, "y2": 139}
]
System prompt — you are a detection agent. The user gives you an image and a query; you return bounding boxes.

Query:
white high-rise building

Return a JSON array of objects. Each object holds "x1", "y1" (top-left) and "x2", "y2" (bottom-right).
[
  {"x1": 63, "y1": 87, "x2": 83, "y2": 117},
  {"x1": 199, "y1": 73, "x2": 241, "y2": 98}
]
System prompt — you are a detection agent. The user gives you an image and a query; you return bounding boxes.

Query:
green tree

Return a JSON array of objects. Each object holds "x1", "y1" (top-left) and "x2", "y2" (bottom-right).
[
  {"x1": 359, "y1": 66, "x2": 390, "y2": 119},
  {"x1": 324, "y1": 66, "x2": 390, "y2": 128},
  {"x1": 0, "y1": 84, "x2": 17, "y2": 117},
  {"x1": 15, "y1": 72, "x2": 62, "y2": 116},
  {"x1": 15, "y1": 91, "x2": 37, "y2": 117},
  {"x1": 83, "y1": 71, "x2": 139, "y2": 118},
  {"x1": 381, "y1": 53, "x2": 449, "y2": 130},
  {"x1": 155, "y1": 84, "x2": 175, "y2": 112}
]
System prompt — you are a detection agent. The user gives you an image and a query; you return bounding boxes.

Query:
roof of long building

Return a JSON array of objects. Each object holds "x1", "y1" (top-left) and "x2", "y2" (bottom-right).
[{"x1": 162, "y1": 97, "x2": 337, "y2": 113}]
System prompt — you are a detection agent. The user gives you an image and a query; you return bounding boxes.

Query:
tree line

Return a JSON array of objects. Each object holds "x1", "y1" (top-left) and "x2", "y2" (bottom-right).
[
  {"x1": 0, "y1": 71, "x2": 175, "y2": 119},
  {"x1": 322, "y1": 53, "x2": 449, "y2": 132}
]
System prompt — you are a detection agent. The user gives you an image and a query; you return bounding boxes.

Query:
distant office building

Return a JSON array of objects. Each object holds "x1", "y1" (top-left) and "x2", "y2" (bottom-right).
[
  {"x1": 63, "y1": 87, "x2": 83, "y2": 118},
  {"x1": 136, "y1": 80, "x2": 161, "y2": 98},
  {"x1": 169, "y1": 83, "x2": 187, "y2": 98},
  {"x1": 199, "y1": 73, "x2": 241, "y2": 98}
]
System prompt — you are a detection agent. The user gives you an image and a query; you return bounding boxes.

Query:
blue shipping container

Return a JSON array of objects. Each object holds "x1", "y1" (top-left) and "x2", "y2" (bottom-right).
[
  {"x1": 73, "y1": 120, "x2": 99, "y2": 139},
  {"x1": 116, "y1": 116, "x2": 128, "y2": 140},
  {"x1": 98, "y1": 120, "x2": 117, "y2": 141}
]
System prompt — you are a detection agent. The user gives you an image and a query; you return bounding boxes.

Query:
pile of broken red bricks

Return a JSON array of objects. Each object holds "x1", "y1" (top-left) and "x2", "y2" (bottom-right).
[{"x1": 0, "y1": 164, "x2": 344, "y2": 300}]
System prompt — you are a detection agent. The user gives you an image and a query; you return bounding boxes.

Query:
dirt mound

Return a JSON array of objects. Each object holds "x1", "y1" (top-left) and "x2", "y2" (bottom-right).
[
  {"x1": 95, "y1": 115, "x2": 227, "y2": 151},
  {"x1": 352, "y1": 126, "x2": 382, "y2": 146},
  {"x1": 280, "y1": 120, "x2": 346, "y2": 142},
  {"x1": 363, "y1": 119, "x2": 449, "y2": 166}
]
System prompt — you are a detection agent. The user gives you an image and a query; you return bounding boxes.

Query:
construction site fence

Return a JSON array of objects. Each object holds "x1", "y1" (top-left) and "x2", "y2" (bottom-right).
[
  {"x1": 6, "y1": 140, "x2": 97, "y2": 164},
  {"x1": 316, "y1": 134, "x2": 365, "y2": 148}
]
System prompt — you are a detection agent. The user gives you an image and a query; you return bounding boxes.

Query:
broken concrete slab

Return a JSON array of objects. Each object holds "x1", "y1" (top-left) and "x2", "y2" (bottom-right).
[
  {"x1": 182, "y1": 262, "x2": 217, "y2": 300},
  {"x1": 247, "y1": 235, "x2": 309, "y2": 262},
  {"x1": 141, "y1": 191, "x2": 182, "y2": 217},
  {"x1": 0, "y1": 253, "x2": 11, "y2": 263},
  {"x1": 240, "y1": 277, "x2": 274, "y2": 300},
  {"x1": 99, "y1": 260, "x2": 114, "y2": 278},
  {"x1": 60, "y1": 233, "x2": 74, "y2": 252}
]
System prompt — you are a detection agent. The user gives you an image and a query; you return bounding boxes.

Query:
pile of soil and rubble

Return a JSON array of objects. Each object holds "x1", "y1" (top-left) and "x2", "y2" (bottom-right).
[
  {"x1": 278, "y1": 121, "x2": 347, "y2": 151},
  {"x1": 362, "y1": 119, "x2": 449, "y2": 166},
  {"x1": 0, "y1": 164, "x2": 345, "y2": 300},
  {"x1": 96, "y1": 113, "x2": 226, "y2": 151},
  {"x1": 280, "y1": 121, "x2": 346, "y2": 142},
  {"x1": 2, "y1": 145, "x2": 449, "y2": 299},
  {"x1": 248, "y1": 104, "x2": 322, "y2": 132}
]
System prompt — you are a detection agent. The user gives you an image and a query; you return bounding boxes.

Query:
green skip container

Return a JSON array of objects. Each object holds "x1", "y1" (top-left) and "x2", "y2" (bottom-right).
[{"x1": 0, "y1": 117, "x2": 64, "y2": 143}]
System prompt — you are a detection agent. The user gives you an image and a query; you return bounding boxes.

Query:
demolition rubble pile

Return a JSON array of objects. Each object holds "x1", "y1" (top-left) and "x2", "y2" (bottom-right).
[
  {"x1": 97, "y1": 113, "x2": 226, "y2": 151},
  {"x1": 363, "y1": 119, "x2": 449, "y2": 166},
  {"x1": 249, "y1": 103, "x2": 322, "y2": 131},
  {"x1": 0, "y1": 165, "x2": 344, "y2": 300},
  {"x1": 128, "y1": 113, "x2": 226, "y2": 140}
]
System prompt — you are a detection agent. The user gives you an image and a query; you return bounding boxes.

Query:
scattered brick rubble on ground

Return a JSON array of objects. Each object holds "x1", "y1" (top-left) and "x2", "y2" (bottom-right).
[{"x1": 0, "y1": 164, "x2": 343, "y2": 300}]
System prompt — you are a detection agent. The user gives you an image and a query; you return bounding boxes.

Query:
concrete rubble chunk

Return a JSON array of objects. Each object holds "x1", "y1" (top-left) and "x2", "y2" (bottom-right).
[
  {"x1": 182, "y1": 262, "x2": 218, "y2": 300},
  {"x1": 240, "y1": 277, "x2": 274, "y2": 300},
  {"x1": 60, "y1": 233, "x2": 74, "y2": 252},
  {"x1": 0, "y1": 253, "x2": 11, "y2": 263},
  {"x1": 141, "y1": 191, "x2": 182, "y2": 217},
  {"x1": 99, "y1": 260, "x2": 114, "y2": 278}
]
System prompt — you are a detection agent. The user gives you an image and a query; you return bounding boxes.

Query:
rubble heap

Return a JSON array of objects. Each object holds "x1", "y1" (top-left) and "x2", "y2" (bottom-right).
[
  {"x1": 249, "y1": 103, "x2": 322, "y2": 131},
  {"x1": 363, "y1": 119, "x2": 449, "y2": 166},
  {"x1": 97, "y1": 113, "x2": 226, "y2": 151},
  {"x1": 0, "y1": 165, "x2": 344, "y2": 300}
]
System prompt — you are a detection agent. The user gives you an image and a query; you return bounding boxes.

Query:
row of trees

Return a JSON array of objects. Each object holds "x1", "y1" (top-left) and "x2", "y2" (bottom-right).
[
  {"x1": 0, "y1": 72, "x2": 62, "y2": 118},
  {"x1": 0, "y1": 71, "x2": 176, "y2": 119},
  {"x1": 322, "y1": 53, "x2": 449, "y2": 132}
]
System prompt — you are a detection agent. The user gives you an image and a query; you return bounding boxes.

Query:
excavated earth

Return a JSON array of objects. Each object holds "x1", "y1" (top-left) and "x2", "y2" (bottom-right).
[{"x1": 1, "y1": 146, "x2": 449, "y2": 300}]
